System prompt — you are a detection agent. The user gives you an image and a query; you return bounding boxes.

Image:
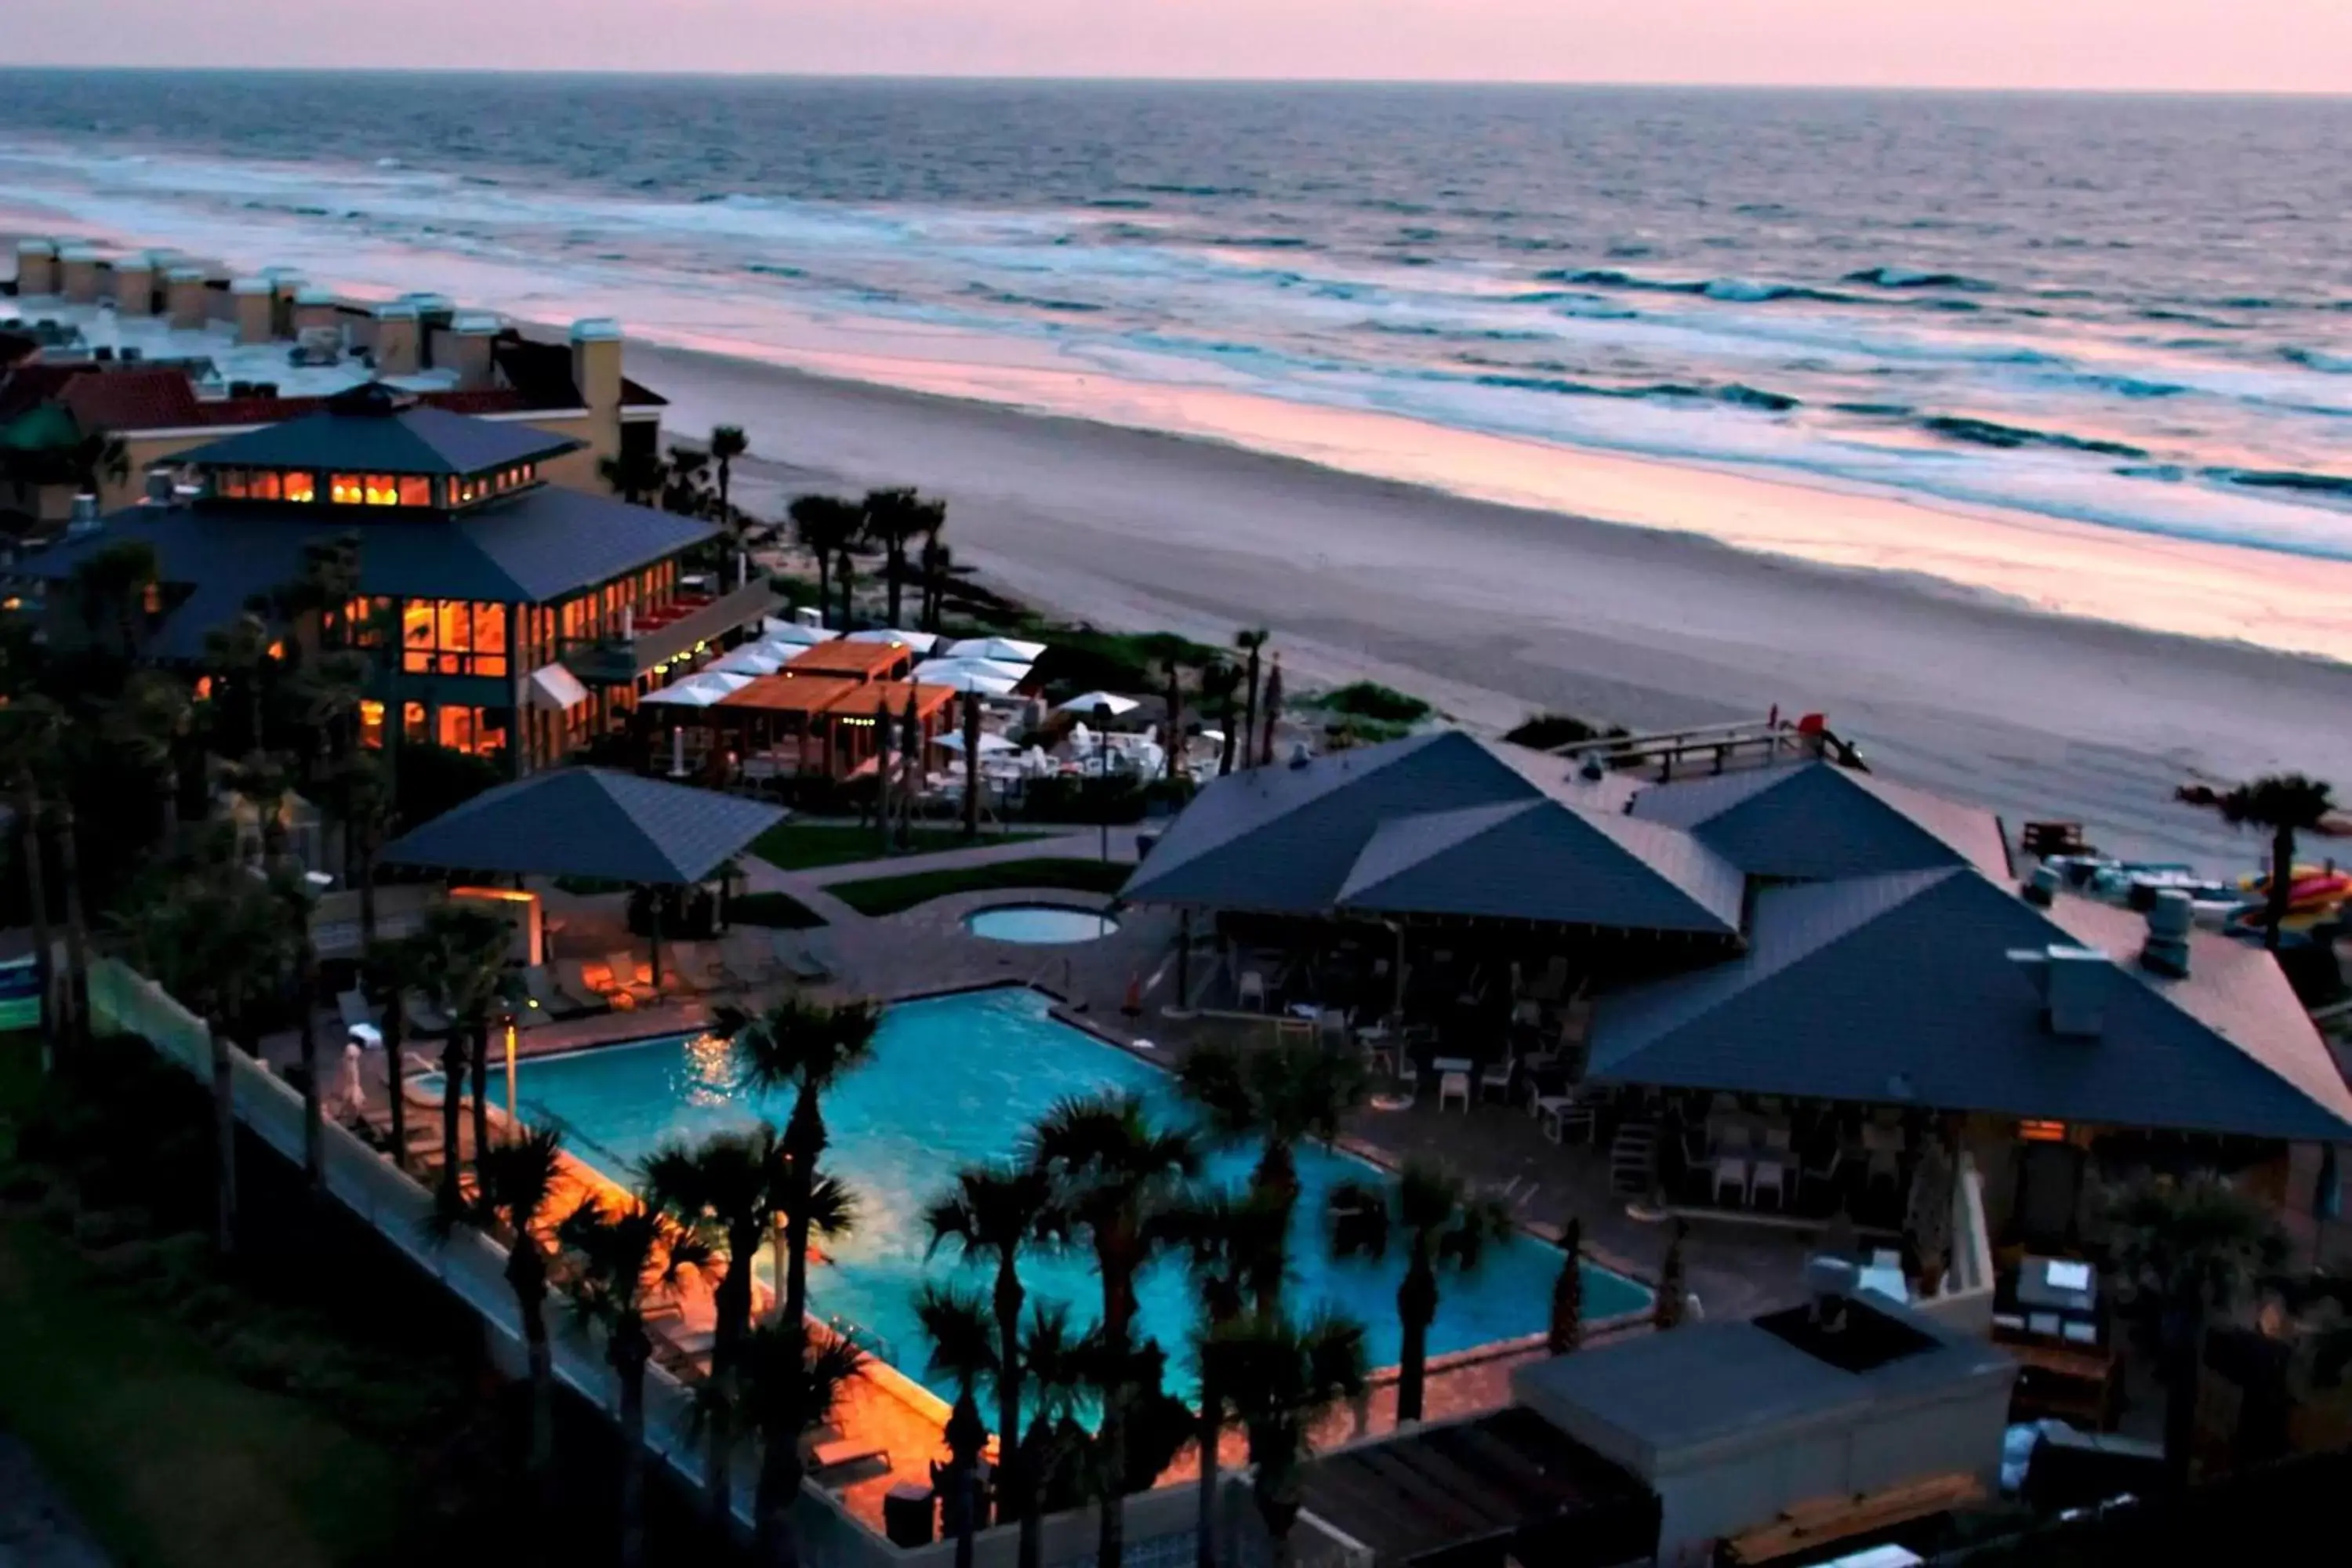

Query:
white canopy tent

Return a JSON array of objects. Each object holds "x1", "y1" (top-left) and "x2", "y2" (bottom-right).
[
  {"x1": 759, "y1": 618, "x2": 839, "y2": 647},
  {"x1": 1055, "y1": 690, "x2": 1143, "y2": 717},
  {"x1": 944, "y1": 635, "x2": 1048, "y2": 663},
  {"x1": 846, "y1": 627, "x2": 940, "y2": 655},
  {"x1": 711, "y1": 641, "x2": 794, "y2": 676},
  {"x1": 913, "y1": 656, "x2": 1031, "y2": 694},
  {"x1": 641, "y1": 670, "x2": 757, "y2": 707},
  {"x1": 934, "y1": 730, "x2": 1018, "y2": 755}
]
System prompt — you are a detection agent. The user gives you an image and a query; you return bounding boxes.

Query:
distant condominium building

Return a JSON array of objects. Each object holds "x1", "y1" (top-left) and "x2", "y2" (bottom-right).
[{"x1": 2, "y1": 238, "x2": 666, "y2": 531}]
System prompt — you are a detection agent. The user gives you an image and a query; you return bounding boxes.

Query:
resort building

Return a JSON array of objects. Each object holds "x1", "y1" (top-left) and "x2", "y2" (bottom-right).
[
  {"x1": 1123, "y1": 730, "x2": 2352, "y2": 1262},
  {"x1": 14, "y1": 382, "x2": 771, "y2": 769},
  {"x1": 2, "y1": 239, "x2": 665, "y2": 527}
]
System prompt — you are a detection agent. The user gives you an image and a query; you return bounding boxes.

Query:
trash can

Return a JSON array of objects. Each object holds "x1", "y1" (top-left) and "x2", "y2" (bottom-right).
[{"x1": 882, "y1": 1482, "x2": 935, "y2": 1548}]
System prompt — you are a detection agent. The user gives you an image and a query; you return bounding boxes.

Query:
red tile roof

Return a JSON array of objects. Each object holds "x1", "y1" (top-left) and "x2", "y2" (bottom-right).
[{"x1": 59, "y1": 368, "x2": 205, "y2": 433}]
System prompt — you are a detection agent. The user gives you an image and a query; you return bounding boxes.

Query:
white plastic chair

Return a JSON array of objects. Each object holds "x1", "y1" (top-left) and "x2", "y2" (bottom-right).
[
  {"x1": 1479, "y1": 1055, "x2": 1514, "y2": 1102},
  {"x1": 1712, "y1": 1156, "x2": 1751, "y2": 1207},
  {"x1": 1751, "y1": 1159, "x2": 1787, "y2": 1211},
  {"x1": 1438, "y1": 1070, "x2": 1471, "y2": 1113},
  {"x1": 1238, "y1": 971, "x2": 1267, "y2": 1012}
]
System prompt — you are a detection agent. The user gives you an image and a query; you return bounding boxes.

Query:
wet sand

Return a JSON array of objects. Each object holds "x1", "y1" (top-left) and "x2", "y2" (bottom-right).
[{"x1": 636, "y1": 340, "x2": 2352, "y2": 874}]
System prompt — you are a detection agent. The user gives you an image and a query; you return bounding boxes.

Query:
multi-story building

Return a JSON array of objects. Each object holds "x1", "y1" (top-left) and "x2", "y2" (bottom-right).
[
  {"x1": 16, "y1": 381, "x2": 774, "y2": 772},
  {"x1": 2, "y1": 238, "x2": 666, "y2": 528}
]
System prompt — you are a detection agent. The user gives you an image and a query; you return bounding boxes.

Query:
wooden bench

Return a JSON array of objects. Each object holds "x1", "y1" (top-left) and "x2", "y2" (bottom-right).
[{"x1": 1725, "y1": 1472, "x2": 1986, "y2": 1565}]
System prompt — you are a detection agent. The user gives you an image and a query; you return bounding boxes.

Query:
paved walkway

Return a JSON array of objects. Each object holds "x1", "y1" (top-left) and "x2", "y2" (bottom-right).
[{"x1": 0, "y1": 1434, "x2": 111, "y2": 1568}]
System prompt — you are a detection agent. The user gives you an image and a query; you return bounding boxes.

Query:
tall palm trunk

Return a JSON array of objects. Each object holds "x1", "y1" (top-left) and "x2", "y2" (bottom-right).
[
  {"x1": 55, "y1": 799, "x2": 89, "y2": 1048},
  {"x1": 1218, "y1": 694, "x2": 1238, "y2": 778},
  {"x1": 753, "y1": 1440, "x2": 808, "y2": 1568},
  {"x1": 963, "y1": 694, "x2": 982, "y2": 840},
  {"x1": 813, "y1": 554, "x2": 834, "y2": 631},
  {"x1": 884, "y1": 542, "x2": 906, "y2": 627},
  {"x1": 15, "y1": 784, "x2": 57, "y2": 1071},
  {"x1": 508, "y1": 1241, "x2": 557, "y2": 1519},
  {"x1": 837, "y1": 551, "x2": 857, "y2": 633},
  {"x1": 1165, "y1": 667, "x2": 1184, "y2": 781},
  {"x1": 470, "y1": 1018, "x2": 492, "y2": 1167},
  {"x1": 1396, "y1": 1246, "x2": 1438, "y2": 1424},
  {"x1": 707, "y1": 1218, "x2": 760, "y2": 1526},
  {"x1": 2266, "y1": 824, "x2": 2296, "y2": 951},
  {"x1": 383, "y1": 987, "x2": 408, "y2": 1173},
  {"x1": 993, "y1": 1262, "x2": 1029, "y2": 1557},
  {"x1": 1194, "y1": 1290, "x2": 1238, "y2": 1568},
  {"x1": 438, "y1": 1033, "x2": 466, "y2": 1211},
  {"x1": 209, "y1": 1014, "x2": 238, "y2": 1255},
  {"x1": 612, "y1": 1325, "x2": 652, "y2": 1568},
  {"x1": 1240, "y1": 649, "x2": 1261, "y2": 773},
  {"x1": 1098, "y1": 1264, "x2": 1138, "y2": 1568}
]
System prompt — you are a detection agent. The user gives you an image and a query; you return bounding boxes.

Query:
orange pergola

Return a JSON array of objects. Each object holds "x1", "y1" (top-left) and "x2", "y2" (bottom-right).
[{"x1": 713, "y1": 673, "x2": 960, "y2": 779}]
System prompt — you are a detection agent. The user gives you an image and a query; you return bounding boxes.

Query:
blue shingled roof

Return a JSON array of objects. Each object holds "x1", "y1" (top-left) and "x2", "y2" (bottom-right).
[
  {"x1": 1588, "y1": 868, "x2": 2352, "y2": 1141},
  {"x1": 379, "y1": 768, "x2": 782, "y2": 884},
  {"x1": 1628, "y1": 760, "x2": 2011, "y2": 883},
  {"x1": 172, "y1": 399, "x2": 580, "y2": 477},
  {"x1": 1334, "y1": 799, "x2": 1745, "y2": 935},
  {"x1": 20, "y1": 489, "x2": 719, "y2": 658}
]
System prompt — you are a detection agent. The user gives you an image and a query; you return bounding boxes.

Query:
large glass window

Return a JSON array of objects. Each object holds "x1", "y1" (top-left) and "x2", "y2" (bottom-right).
[
  {"x1": 358, "y1": 699, "x2": 385, "y2": 750},
  {"x1": 330, "y1": 473, "x2": 405, "y2": 506},
  {"x1": 434, "y1": 705, "x2": 508, "y2": 757},
  {"x1": 401, "y1": 599, "x2": 510, "y2": 677},
  {"x1": 281, "y1": 470, "x2": 315, "y2": 503},
  {"x1": 397, "y1": 475, "x2": 432, "y2": 507}
]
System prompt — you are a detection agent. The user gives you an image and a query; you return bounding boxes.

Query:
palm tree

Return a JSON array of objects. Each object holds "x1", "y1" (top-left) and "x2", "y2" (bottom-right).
[
  {"x1": 1199, "y1": 1308, "x2": 1368, "y2": 1568},
  {"x1": 924, "y1": 1161, "x2": 1062, "y2": 1567},
  {"x1": 362, "y1": 931, "x2": 429, "y2": 1172},
  {"x1": 665, "y1": 443, "x2": 714, "y2": 517},
  {"x1": 1029, "y1": 1091, "x2": 1200, "y2": 1568},
  {"x1": 1163, "y1": 659, "x2": 1186, "y2": 781},
  {"x1": 722, "y1": 995, "x2": 882, "y2": 1334},
  {"x1": 201, "y1": 610, "x2": 274, "y2": 759},
  {"x1": 1200, "y1": 662, "x2": 1242, "y2": 777},
  {"x1": 70, "y1": 536, "x2": 159, "y2": 659},
  {"x1": 441, "y1": 1126, "x2": 568, "y2": 1517},
  {"x1": 712, "y1": 425, "x2": 752, "y2": 579},
  {"x1": 735, "y1": 1321, "x2": 866, "y2": 1568},
  {"x1": 69, "y1": 428, "x2": 129, "y2": 499},
  {"x1": 1013, "y1": 1301, "x2": 1105, "y2": 1530},
  {"x1": 1258, "y1": 655, "x2": 1284, "y2": 768},
  {"x1": 1177, "y1": 1040, "x2": 1367, "y2": 1313},
  {"x1": 0, "y1": 695, "x2": 67, "y2": 1061},
  {"x1": 916, "y1": 1283, "x2": 1000, "y2": 1568},
  {"x1": 559, "y1": 1196, "x2": 714, "y2": 1568},
  {"x1": 1328, "y1": 1160, "x2": 1512, "y2": 1424},
  {"x1": 412, "y1": 905, "x2": 513, "y2": 1210},
  {"x1": 643, "y1": 1125, "x2": 795, "y2": 1523},
  {"x1": 1167, "y1": 1186, "x2": 1289, "y2": 1568},
  {"x1": 100, "y1": 670, "x2": 194, "y2": 848},
  {"x1": 2212, "y1": 774, "x2": 2338, "y2": 951},
  {"x1": 1653, "y1": 1219, "x2": 1690, "y2": 1331},
  {"x1": 1232, "y1": 630, "x2": 1269, "y2": 770},
  {"x1": 787, "y1": 494, "x2": 862, "y2": 630},
  {"x1": 921, "y1": 537, "x2": 953, "y2": 633},
  {"x1": 322, "y1": 751, "x2": 395, "y2": 949},
  {"x1": 961, "y1": 691, "x2": 984, "y2": 840},
  {"x1": 2109, "y1": 1177, "x2": 2287, "y2": 1490},
  {"x1": 600, "y1": 447, "x2": 669, "y2": 507},
  {"x1": 1548, "y1": 1219, "x2": 1584, "y2": 1355},
  {"x1": 860, "y1": 488, "x2": 946, "y2": 630}
]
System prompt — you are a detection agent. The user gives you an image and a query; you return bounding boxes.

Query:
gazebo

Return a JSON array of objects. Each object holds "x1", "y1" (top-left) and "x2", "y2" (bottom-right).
[{"x1": 379, "y1": 767, "x2": 784, "y2": 989}]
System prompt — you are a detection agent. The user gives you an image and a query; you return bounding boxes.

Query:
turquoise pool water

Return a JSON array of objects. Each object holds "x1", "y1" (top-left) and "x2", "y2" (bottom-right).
[
  {"x1": 510, "y1": 987, "x2": 1646, "y2": 1400},
  {"x1": 964, "y1": 905, "x2": 1121, "y2": 944}
]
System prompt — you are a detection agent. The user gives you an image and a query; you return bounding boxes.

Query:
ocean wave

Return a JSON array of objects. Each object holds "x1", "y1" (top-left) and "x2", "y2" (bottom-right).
[
  {"x1": 962, "y1": 285, "x2": 1103, "y2": 313},
  {"x1": 2209, "y1": 467, "x2": 2352, "y2": 500},
  {"x1": 2070, "y1": 374, "x2": 2190, "y2": 399},
  {"x1": 744, "y1": 262, "x2": 805, "y2": 278},
  {"x1": 2283, "y1": 347, "x2": 2352, "y2": 374},
  {"x1": 1922, "y1": 416, "x2": 2147, "y2": 459},
  {"x1": 1534, "y1": 268, "x2": 1860, "y2": 306},
  {"x1": 1361, "y1": 321, "x2": 1552, "y2": 343},
  {"x1": 1842, "y1": 266, "x2": 1997, "y2": 292},
  {"x1": 1832, "y1": 402, "x2": 1915, "y2": 417},
  {"x1": 1086, "y1": 198, "x2": 1153, "y2": 211},
  {"x1": 1457, "y1": 369, "x2": 1799, "y2": 412}
]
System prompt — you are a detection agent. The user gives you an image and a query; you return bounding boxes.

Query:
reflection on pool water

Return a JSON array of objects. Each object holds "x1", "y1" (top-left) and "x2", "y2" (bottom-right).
[
  {"x1": 964, "y1": 903, "x2": 1121, "y2": 943},
  {"x1": 511, "y1": 987, "x2": 1648, "y2": 1402}
]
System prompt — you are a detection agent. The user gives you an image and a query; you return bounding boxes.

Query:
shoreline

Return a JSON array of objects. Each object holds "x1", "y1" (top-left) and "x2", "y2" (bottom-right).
[{"x1": 630, "y1": 336, "x2": 2352, "y2": 875}]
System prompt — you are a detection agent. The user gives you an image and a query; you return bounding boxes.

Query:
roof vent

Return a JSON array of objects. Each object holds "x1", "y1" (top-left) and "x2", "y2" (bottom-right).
[
  {"x1": 141, "y1": 470, "x2": 173, "y2": 506},
  {"x1": 325, "y1": 380, "x2": 416, "y2": 418},
  {"x1": 67, "y1": 493, "x2": 102, "y2": 535},
  {"x1": 2141, "y1": 888, "x2": 2192, "y2": 979},
  {"x1": 2020, "y1": 863, "x2": 2060, "y2": 908},
  {"x1": 1287, "y1": 742, "x2": 1312, "y2": 769},
  {"x1": 1804, "y1": 1254, "x2": 1860, "y2": 1330},
  {"x1": 2009, "y1": 943, "x2": 2111, "y2": 1039},
  {"x1": 1578, "y1": 753, "x2": 1607, "y2": 782}
]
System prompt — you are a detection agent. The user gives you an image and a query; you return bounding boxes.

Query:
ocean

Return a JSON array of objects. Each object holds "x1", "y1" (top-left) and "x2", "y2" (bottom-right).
[{"x1": 5, "y1": 73, "x2": 2352, "y2": 574}]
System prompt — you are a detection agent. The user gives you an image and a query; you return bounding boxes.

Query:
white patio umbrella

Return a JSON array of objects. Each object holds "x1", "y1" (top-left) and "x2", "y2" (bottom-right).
[
  {"x1": 641, "y1": 670, "x2": 757, "y2": 707},
  {"x1": 1055, "y1": 690, "x2": 1142, "y2": 717},
  {"x1": 913, "y1": 666, "x2": 1022, "y2": 697},
  {"x1": 915, "y1": 656, "x2": 1031, "y2": 689},
  {"x1": 846, "y1": 627, "x2": 939, "y2": 654},
  {"x1": 711, "y1": 641, "x2": 793, "y2": 676},
  {"x1": 759, "y1": 618, "x2": 838, "y2": 647},
  {"x1": 935, "y1": 730, "x2": 1018, "y2": 755},
  {"x1": 945, "y1": 635, "x2": 1047, "y2": 663}
]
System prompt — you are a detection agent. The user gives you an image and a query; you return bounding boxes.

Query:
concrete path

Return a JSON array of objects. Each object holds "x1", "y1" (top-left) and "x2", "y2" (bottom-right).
[{"x1": 0, "y1": 1434, "x2": 111, "y2": 1568}]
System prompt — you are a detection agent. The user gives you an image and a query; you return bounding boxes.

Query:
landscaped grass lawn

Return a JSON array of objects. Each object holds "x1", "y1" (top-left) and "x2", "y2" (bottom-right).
[
  {"x1": 752, "y1": 821, "x2": 1044, "y2": 871},
  {"x1": 829, "y1": 856, "x2": 1133, "y2": 917}
]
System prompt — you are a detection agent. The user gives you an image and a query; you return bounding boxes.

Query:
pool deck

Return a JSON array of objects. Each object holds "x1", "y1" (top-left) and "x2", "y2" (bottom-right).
[{"x1": 270, "y1": 822, "x2": 1815, "y2": 1531}]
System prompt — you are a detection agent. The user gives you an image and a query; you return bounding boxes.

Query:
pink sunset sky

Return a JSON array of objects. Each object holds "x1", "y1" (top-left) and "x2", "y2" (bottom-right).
[{"x1": 9, "y1": 0, "x2": 2352, "y2": 93}]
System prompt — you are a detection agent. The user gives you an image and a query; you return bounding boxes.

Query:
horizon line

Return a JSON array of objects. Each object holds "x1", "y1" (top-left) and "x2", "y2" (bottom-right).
[{"x1": 0, "y1": 64, "x2": 2347, "y2": 98}]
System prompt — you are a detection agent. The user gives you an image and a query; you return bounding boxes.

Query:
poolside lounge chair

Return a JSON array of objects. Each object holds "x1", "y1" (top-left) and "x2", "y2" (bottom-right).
[
  {"x1": 337, "y1": 989, "x2": 381, "y2": 1033},
  {"x1": 603, "y1": 949, "x2": 658, "y2": 1003},
  {"x1": 665, "y1": 941, "x2": 726, "y2": 993},
  {"x1": 771, "y1": 932, "x2": 833, "y2": 985},
  {"x1": 521, "y1": 964, "x2": 598, "y2": 1021},
  {"x1": 549, "y1": 960, "x2": 612, "y2": 1017},
  {"x1": 403, "y1": 993, "x2": 452, "y2": 1036},
  {"x1": 807, "y1": 1432, "x2": 890, "y2": 1482}
]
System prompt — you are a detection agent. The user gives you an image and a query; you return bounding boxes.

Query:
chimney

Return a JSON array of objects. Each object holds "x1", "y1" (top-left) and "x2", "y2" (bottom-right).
[
  {"x1": 59, "y1": 245, "x2": 103, "y2": 303},
  {"x1": 404, "y1": 294, "x2": 454, "y2": 365},
  {"x1": 2009, "y1": 943, "x2": 2111, "y2": 1039},
  {"x1": 292, "y1": 285, "x2": 339, "y2": 336},
  {"x1": 142, "y1": 470, "x2": 174, "y2": 506},
  {"x1": 438, "y1": 310, "x2": 501, "y2": 390},
  {"x1": 14, "y1": 238, "x2": 56, "y2": 296},
  {"x1": 1805, "y1": 1254, "x2": 1860, "y2": 1327},
  {"x1": 2020, "y1": 863, "x2": 2060, "y2": 908},
  {"x1": 165, "y1": 267, "x2": 210, "y2": 330},
  {"x1": 373, "y1": 302, "x2": 421, "y2": 376},
  {"x1": 112, "y1": 254, "x2": 157, "y2": 316},
  {"x1": 2141, "y1": 888, "x2": 2193, "y2": 979},
  {"x1": 231, "y1": 277, "x2": 274, "y2": 345},
  {"x1": 571, "y1": 317, "x2": 623, "y2": 413},
  {"x1": 67, "y1": 492, "x2": 102, "y2": 535}
]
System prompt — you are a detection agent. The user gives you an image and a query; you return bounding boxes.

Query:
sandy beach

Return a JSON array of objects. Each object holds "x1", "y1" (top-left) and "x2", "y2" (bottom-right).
[{"x1": 639, "y1": 341, "x2": 2352, "y2": 874}]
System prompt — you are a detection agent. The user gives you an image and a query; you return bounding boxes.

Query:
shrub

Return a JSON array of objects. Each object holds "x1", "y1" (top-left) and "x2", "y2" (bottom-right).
[
  {"x1": 1311, "y1": 681, "x2": 1432, "y2": 724},
  {"x1": 1504, "y1": 711, "x2": 1631, "y2": 750}
]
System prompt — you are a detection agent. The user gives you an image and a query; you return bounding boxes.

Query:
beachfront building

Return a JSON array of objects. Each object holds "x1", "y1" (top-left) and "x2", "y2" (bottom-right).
[
  {"x1": 1123, "y1": 730, "x2": 2352, "y2": 1283},
  {"x1": 3, "y1": 239, "x2": 664, "y2": 527},
  {"x1": 14, "y1": 382, "x2": 771, "y2": 771}
]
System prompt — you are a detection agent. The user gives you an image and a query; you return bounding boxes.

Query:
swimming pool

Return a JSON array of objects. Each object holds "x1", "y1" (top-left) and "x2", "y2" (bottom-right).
[
  {"x1": 964, "y1": 904, "x2": 1121, "y2": 943},
  {"x1": 509, "y1": 987, "x2": 1647, "y2": 1402}
]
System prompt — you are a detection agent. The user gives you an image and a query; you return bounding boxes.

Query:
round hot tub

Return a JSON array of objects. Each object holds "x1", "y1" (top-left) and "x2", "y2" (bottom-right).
[{"x1": 964, "y1": 904, "x2": 1120, "y2": 944}]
